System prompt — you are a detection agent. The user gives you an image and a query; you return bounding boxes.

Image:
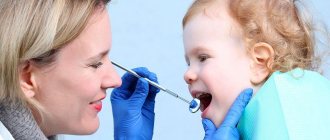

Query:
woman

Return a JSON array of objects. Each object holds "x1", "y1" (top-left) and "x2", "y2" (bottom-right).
[{"x1": 0, "y1": 0, "x2": 123, "y2": 139}]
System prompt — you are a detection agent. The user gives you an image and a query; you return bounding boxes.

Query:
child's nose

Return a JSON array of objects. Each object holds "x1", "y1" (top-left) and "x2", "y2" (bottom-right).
[{"x1": 184, "y1": 67, "x2": 197, "y2": 84}]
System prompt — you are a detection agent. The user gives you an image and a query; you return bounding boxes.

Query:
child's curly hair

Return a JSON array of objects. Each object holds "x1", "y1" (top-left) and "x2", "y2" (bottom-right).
[
  {"x1": 183, "y1": 0, "x2": 327, "y2": 73},
  {"x1": 229, "y1": 0, "x2": 316, "y2": 73}
]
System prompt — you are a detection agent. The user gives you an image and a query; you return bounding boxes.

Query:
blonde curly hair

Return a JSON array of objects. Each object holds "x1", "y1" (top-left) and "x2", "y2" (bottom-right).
[{"x1": 183, "y1": 0, "x2": 324, "y2": 73}]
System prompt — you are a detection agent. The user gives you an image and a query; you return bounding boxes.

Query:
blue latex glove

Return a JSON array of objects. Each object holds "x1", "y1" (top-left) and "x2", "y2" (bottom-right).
[
  {"x1": 111, "y1": 67, "x2": 160, "y2": 140},
  {"x1": 202, "y1": 88, "x2": 253, "y2": 140}
]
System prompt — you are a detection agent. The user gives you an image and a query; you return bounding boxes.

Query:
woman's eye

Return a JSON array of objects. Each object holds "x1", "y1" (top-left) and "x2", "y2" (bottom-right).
[
  {"x1": 89, "y1": 62, "x2": 103, "y2": 69},
  {"x1": 198, "y1": 54, "x2": 209, "y2": 62}
]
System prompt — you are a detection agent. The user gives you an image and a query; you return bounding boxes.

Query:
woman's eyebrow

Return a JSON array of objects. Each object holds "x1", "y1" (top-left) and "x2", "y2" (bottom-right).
[{"x1": 86, "y1": 49, "x2": 109, "y2": 61}]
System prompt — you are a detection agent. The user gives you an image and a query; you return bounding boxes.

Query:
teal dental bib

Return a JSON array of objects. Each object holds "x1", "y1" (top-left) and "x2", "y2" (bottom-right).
[{"x1": 238, "y1": 68, "x2": 330, "y2": 140}]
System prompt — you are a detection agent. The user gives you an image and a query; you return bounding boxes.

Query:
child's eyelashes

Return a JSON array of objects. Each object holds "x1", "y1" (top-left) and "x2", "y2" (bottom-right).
[
  {"x1": 186, "y1": 61, "x2": 191, "y2": 66},
  {"x1": 198, "y1": 54, "x2": 209, "y2": 62},
  {"x1": 185, "y1": 57, "x2": 191, "y2": 66},
  {"x1": 185, "y1": 54, "x2": 209, "y2": 66},
  {"x1": 89, "y1": 62, "x2": 103, "y2": 69}
]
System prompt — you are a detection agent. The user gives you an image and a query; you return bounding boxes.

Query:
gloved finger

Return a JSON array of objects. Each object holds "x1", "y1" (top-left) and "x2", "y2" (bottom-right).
[
  {"x1": 132, "y1": 67, "x2": 160, "y2": 93},
  {"x1": 110, "y1": 73, "x2": 139, "y2": 100},
  {"x1": 117, "y1": 72, "x2": 139, "y2": 91},
  {"x1": 113, "y1": 67, "x2": 152, "y2": 96},
  {"x1": 111, "y1": 88, "x2": 132, "y2": 100},
  {"x1": 221, "y1": 88, "x2": 253, "y2": 127},
  {"x1": 202, "y1": 119, "x2": 216, "y2": 140},
  {"x1": 129, "y1": 78, "x2": 149, "y2": 108},
  {"x1": 132, "y1": 67, "x2": 160, "y2": 101},
  {"x1": 145, "y1": 71, "x2": 160, "y2": 94},
  {"x1": 215, "y1": 126, "x2": 240, "y2": 140},
  {"x1": 145, "y1": 72, "x2": 160, "y2": 102}
]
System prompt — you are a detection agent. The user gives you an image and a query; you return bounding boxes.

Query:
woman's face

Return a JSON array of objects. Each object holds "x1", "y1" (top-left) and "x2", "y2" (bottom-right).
[{"x1": 33, "y1": 10, "x2": 122, "y2": 135}]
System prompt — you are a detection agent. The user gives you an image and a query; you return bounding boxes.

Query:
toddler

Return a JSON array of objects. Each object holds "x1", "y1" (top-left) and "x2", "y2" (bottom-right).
[{"x1": 182, "y1": 0, "x2": 330, "y2": 138}]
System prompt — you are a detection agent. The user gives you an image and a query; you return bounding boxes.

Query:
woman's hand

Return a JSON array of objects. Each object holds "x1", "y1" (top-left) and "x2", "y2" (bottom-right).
[
  {"x1": 203, "y1": 88, "x2": 253, "y2": 140},
  {"x1": 111, "y1": 67, "x2": 160, "y2": 140}
]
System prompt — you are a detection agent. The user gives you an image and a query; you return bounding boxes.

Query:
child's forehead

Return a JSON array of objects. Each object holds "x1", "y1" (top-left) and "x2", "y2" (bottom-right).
[
  {"x1": 183, "y1": 3, "x2": 243, "y2": 37},
  {"x1": 183, "y1": 0, "x2": 231, "y2": 28},
  {"x1": 195, "y1": 4, "x2": 229, "y2": 20},
  {"x1": 183, "y1": 12, "x2": 244, "y2": 44}
]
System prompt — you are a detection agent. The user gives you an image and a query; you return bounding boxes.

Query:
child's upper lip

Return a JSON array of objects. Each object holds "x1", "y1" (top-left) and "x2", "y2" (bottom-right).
[{"x1": 190, "y1": 89, "x2": 209, "y2": 99}]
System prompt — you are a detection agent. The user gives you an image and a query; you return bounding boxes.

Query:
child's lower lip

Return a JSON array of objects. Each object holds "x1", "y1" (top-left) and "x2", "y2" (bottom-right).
[{"x1": 201, "y1": 105, "x2": 210, "y2": 118}]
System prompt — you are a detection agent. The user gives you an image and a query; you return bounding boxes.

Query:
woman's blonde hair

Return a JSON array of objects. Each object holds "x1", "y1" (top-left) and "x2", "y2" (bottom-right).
[
  {"x1": 183, "y1": 0, "x2": 326, "y2": 73},
  {"x1": 0, "y1": 0, "x2": 110, "y2": 115}
]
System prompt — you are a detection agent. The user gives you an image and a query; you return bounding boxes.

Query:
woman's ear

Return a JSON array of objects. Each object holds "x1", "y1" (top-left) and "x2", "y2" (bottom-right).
[
  {"x1": 249, "y1": 42, "x2": 275, "y2": 85},
  {"x1": 19, "y1": 61, "x2": 37, "y2": 98}
]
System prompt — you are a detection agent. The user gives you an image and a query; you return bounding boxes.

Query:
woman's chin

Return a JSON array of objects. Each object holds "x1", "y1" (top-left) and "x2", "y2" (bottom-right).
[{"x1": 75, "y1": 118, "x2": 100, "y2": 135}]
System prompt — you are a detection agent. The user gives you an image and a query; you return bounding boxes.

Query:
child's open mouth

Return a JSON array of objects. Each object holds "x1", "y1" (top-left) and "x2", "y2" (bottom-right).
[{"x1": 196, "y1": 92, "x2": 212, "y2": 111}]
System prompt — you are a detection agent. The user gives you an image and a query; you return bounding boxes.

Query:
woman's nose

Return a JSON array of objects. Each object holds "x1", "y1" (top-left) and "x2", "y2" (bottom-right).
[
  {"x1": 101, "y1": 61, "x2": 122, "y2": 89},
  {"x1": 184, "y1": 67, "x2": 197, "y2": 85}
]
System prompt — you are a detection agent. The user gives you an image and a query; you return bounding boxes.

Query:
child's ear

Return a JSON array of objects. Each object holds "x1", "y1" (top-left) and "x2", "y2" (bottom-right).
[
  {"x1": 249, "y1": 42, "x2": 275, "y2": 85},
  {"x1": 19, "y1": 61, "x2": 38, "y2": 98}
]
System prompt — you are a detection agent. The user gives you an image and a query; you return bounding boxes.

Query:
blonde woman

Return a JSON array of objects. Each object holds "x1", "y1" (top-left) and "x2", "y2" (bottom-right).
[{"x1": 0, "y1": 0, "x2": 161, "y2": 139}]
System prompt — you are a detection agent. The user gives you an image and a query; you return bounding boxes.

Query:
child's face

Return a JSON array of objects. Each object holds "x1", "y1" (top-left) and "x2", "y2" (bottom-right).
[{"x1": 183, "y1": 11, "x2": 254, "y2": 127}]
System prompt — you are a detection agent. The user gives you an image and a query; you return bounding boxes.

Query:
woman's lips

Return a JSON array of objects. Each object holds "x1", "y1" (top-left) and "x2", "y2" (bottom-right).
[
  {"x1": 89, "y1": 96, "x2": 105, "y2": 112},
  {"x1": 90, "y1": 100, "x2": 103, "y2": 112}
]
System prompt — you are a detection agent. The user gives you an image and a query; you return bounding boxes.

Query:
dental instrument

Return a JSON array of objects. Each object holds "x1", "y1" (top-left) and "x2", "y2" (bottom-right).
[{"x1": 111, "y1": 61, "x2": 200, "y2": 113}]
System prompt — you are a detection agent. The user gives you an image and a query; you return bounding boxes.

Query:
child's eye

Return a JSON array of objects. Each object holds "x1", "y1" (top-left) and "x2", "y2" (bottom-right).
[
  {"x1": 89, "y1": 62, "x2": 103, "y2": 69},
  {"x1": 198, "y1": 54, "x2": 209, "y2": 62}
]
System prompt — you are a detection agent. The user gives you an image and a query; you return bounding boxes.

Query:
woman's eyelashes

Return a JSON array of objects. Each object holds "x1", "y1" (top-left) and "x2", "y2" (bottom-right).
[{"x1": 89, "y1": 62, "x2": 103, "y2": 69}]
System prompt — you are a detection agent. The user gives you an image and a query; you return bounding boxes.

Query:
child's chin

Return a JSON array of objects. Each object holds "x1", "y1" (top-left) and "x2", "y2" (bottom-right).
[{"x1": 203, "y1": 108, "x2": 226, "y2": 127}]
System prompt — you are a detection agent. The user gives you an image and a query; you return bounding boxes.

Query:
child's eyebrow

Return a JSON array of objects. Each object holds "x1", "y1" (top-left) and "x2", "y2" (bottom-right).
[{"x1": 186, "y1": 46, "x2": 209, "y2": 56}]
